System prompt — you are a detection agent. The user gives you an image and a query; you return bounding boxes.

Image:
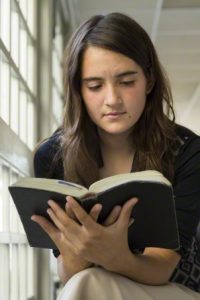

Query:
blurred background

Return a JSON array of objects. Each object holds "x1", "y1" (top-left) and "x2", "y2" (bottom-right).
[{"x1": 0, "y1": 0, "x2": 199, "y2": 299}]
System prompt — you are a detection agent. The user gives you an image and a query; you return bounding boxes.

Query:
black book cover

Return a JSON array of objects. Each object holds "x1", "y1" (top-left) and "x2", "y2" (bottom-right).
[{"x1": 9, "y1": 180, "x2": 180, "y2": 251}]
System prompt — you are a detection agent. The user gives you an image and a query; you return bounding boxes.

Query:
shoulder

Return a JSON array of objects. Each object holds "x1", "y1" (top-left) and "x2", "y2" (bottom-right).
[
  {"x1": 33, "y1": 129, "x2": 63, "y2": 178},
  {"x1": 174, "y1": 124, "x2": 200, "y2": 194},
  {"x1": 34, "y1": 129, "x2": 61, "y2": 159},
  {"x1": 34, "y1": 129, "x2": 61, "y2": 163},
  {"x1": 175, "y1": 124, "x2": 200, "y2": 172}
]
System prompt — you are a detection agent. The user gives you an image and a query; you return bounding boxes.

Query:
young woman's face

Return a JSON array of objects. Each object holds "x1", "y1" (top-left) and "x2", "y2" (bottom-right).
[{"x1": 81, "y1": 46, "x2": 148, "y2": 137}]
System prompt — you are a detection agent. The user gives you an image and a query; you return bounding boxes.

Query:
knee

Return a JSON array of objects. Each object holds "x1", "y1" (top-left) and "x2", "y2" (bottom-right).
[
  {"x1": 68, "y1": 266, "x2": 105, "y2": 285},
  {"x1": 58, "y1": 267, "x2": 105, "y2": 300}
]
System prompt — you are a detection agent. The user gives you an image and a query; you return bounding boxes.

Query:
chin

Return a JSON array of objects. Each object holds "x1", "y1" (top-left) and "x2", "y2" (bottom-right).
[{"x1": 101, "y1": 126, "x2": 135, "y2": 136}]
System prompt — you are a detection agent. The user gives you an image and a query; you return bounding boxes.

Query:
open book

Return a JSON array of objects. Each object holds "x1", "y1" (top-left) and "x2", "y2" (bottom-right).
[{"x1": 8, "y1": 170, "x2": 180, "y2": 252}]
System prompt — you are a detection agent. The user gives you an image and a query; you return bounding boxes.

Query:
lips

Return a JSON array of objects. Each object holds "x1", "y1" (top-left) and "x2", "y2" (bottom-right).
[{"x1": 104, "y1": 112, "x2": 126, "y2": 116}]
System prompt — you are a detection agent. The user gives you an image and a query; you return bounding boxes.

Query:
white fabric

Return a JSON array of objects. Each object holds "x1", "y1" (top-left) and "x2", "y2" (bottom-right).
[{"x1": 57, "y1": 267, "x2": 200, "y2": 300}]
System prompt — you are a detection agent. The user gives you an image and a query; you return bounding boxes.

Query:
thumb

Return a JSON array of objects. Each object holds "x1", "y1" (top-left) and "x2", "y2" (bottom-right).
[{"x1": 118, "y1": 197, "x2": 138, "y2": 228}]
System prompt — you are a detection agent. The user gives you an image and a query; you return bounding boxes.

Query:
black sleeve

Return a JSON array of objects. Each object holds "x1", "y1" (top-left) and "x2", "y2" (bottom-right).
[
  {"x1": 173, "y1": 136, "x2": 200, "y2": 257},
  {"x1": 33, "y1": 133, "x2": 63, "y2": 258},
  {"x1": 34, "y1": 140, "x2": 53, "y2": 178}
]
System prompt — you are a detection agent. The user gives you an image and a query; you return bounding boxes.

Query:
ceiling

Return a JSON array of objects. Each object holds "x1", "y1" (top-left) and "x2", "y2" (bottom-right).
[{"x1": 64, "y1": 0, "x2": 200, "y2": 133}]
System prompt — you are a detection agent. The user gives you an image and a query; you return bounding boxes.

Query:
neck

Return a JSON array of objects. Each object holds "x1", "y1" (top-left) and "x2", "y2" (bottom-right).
[
  {"x1": 99, "y1": 130, "x2": 134, "y2": 156},
  {"x1": 98, "y1": 130, "x2": 135, "y2": 178}
]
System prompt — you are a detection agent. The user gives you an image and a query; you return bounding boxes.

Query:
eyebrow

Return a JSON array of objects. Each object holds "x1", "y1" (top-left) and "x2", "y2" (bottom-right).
[{"x1": 82, "y1": 71, "x2": 138, "y2": 82}]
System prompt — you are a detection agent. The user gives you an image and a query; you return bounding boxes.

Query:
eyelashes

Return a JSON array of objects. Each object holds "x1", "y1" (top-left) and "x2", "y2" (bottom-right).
[
  {"x1": 120, "y1": 80, "x2": 135, "y2": 86},
  {"x1": 88, "y1": 85, "x2": 102, "y2": 91},
  {"x1": 87, "y1": 81, "x2": 135, "y2": 92}
]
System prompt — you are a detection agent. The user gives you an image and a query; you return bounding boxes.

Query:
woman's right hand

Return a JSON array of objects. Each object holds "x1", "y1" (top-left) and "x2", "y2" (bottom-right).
[
  {"x1": 31, "y1": 201, "x2": 130, "y2": 283},
  {"x1": 31, "y1": 202, "x2": 102, "y2": 283},
  {"x1": 56, "y1": 204, "x2": 123, "y2": 283}
]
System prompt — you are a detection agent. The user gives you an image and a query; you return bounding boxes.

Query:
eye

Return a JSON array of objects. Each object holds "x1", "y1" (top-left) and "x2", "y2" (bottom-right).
[
  {"x1": 88, "y1": 85, "x2": 102, "y2": 91},
  {"x1": 120, "y1": 80, "x2": 135, "y2": 86}
]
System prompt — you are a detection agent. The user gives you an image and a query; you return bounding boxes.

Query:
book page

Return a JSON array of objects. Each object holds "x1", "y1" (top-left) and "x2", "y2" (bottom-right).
[
  {"x1": 12, "y1": 177, "x2": 89, "y2": 198},
  {"x1": 89, "y1": 170, "x2": 171, "y2": 194}
]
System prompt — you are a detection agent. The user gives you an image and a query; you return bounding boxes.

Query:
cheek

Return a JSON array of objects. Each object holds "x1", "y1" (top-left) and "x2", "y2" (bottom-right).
[
  {"x1": 82, "y1": 94, "x2": 102, "y2": 122},
  {"x1": 82, "y1": 90, "x2": 102, "y2": 111},
  {"x1": 126, "y1": 88, "x2": 146, "y2": 117}
]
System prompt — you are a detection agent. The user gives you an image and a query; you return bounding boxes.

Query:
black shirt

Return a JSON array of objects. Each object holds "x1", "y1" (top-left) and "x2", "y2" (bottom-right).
[{"x1": 34, "y1": 124, "x2": 200, "y2": 292}]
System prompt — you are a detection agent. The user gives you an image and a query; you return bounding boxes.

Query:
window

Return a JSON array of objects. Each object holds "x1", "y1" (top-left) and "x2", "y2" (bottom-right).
[
  {"x1": 0, "y1": 0, "x2": 37, "y2": 150},
  {"x1": 0, "y1": 0, "x2": 37, "y2": 299},
  {"x1": 52, "y1": 6, "x2": 64, "y2": 132},
  {"x1": 0, "y1": 159, "x2": 35, "y2": 300},
  {"x1": 1, "y1": 0, "x2": 71, "y2": 298}
]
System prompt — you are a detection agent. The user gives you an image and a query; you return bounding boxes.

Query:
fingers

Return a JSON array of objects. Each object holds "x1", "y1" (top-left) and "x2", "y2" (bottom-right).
[
  {"x1": 103, "y1": 205, "x2": 121, "y2": 226},
  {"x1": 47, "y1": 207, "x2": 65, "y2": 230},
  {"x1": 66, "y1": 196, "x2": 95, "y2": 228},
  {"x1": 65, "y1": 202, "x2": 76, "y2": 220},
  {"x1": 48, "y1": 199, "x2": 82, "y2": 238},
  {"x1": 65, "y1": 200, "x2": 102, "y2": 223},
  {"x1": 118, "y1": 197, "x2": 138, "y2": 228},
  {"x1": 48, "y1": 200, "x2": 70, "y2": 225},
  {"x1": 89, "y1": 204, "x2": 102, "y2": 222}
]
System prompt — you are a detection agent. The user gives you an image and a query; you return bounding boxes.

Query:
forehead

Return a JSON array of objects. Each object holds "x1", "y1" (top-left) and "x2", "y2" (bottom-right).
[{"x1": 81, "y1": 46, "x2": 140, "y2": 77}]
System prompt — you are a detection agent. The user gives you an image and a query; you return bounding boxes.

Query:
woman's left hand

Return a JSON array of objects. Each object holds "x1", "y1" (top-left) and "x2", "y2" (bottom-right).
[{"x1": 38, "y1": 196, "x2": 138, "y2": 270}]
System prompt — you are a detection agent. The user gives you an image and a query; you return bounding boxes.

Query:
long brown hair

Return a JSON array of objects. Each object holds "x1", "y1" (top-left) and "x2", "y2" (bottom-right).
[{"x1": 44, "y1": 13, "x2": 179, "y2": 187}]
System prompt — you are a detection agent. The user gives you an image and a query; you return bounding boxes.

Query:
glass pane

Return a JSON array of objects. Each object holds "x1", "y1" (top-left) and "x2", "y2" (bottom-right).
[
  {"x1": 0, "y1": 52, "x2": 10, "y2": 124},
  {"x1": 0, "y1": 0, "x2": 10, "y2": 50},
  {"x1": 0, "y1": 244, "x2": 10, "y2": 299},
  {"x1": 55, "y1": 36, "x2": 63, "y2": 64},
  {"x1": 19, "y1": 0, "x2": 27, "y2": 20},
  {"x1": 19, "y1": 88, "x2": 27, "y2": 143},
  {"x1": 10, "y1": 244, "x2": 19, "y2": 300},
  {"x1": 52, "y1": 85, "x2": 63, "y2": 124},
  {"x1": 52, "y1": 47, "x2": 56, "y2": 77},
  {"x1": 28, "y1": 41, "x2": 35, "y2": 93},
  {"x1": 27, "y1": 248, "x2": 34, "y2": 298},
  {"x1": 0, "y1": 163, "x2": 3, "y2": 231},
  {"x1": 10, "y1": 70, "x2": 19, "y2": 134},
  {"x1": 11, "y1": 3, "x2": 19, "y2": 66},
  {"x1": 56, "y1": 33, "x2": 63, "y2": 62},
  {"x1": 19, "y1": 24, "x2": 27, "y2": 80},
  {"x1": 52, "y1": 47, "x2": 62, "y2": 92},
  {"x1": 27, "y1": 98, "x2": 35, "y2": 150},
  {"x1": 10, "y1": 172, "x2": 20, "y2": 233},
  {"x1": 54, "y1": 10, "x2": 63, "y2": 60},
  {"x1": 19, "y1": 244, "x2": 27, "y2": 300},
  {"x1": 27, "y1": 0, "x2": 36, "y2": 37},
  {"x1": 2, "y1": 165, "x2": 10, "y2": 231}
]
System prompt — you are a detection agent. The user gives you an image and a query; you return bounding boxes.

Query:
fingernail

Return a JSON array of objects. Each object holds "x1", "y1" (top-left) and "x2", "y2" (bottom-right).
[
  {"x1": 66, "y1": 196, "x2": 73, "y2": 203},
  {"x1": 47, "y1": 208, "x2": 51, "y2": 215},
  {"x1": 66, "y1": 197, "x2": 75, "y2": 209},
  {"x1": 132, "y1": 197, "x2": 138, "y2": 204},
  {"x1": 48, "y1": 199, "x2": 53, "y2": 206},
  {"x1": 114, "y1": 206, "x2": 121, "y2": 213},
  {"x1": 129, "y1": 217, "x2": 134, "y2": 226},
  {"x1": 95, "y1": 203, "x2": 102, "y2": 211}
]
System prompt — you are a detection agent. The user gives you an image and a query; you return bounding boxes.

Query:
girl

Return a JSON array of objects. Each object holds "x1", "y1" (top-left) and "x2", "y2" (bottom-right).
[{"x1": 33, "y1": 13, "x2": 200, "y2": 299}]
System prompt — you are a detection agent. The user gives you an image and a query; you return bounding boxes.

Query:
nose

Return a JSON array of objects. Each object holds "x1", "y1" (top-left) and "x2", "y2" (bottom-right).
[{"x1": 104, "y1": 84, "x2": 122, "y2": 106}]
